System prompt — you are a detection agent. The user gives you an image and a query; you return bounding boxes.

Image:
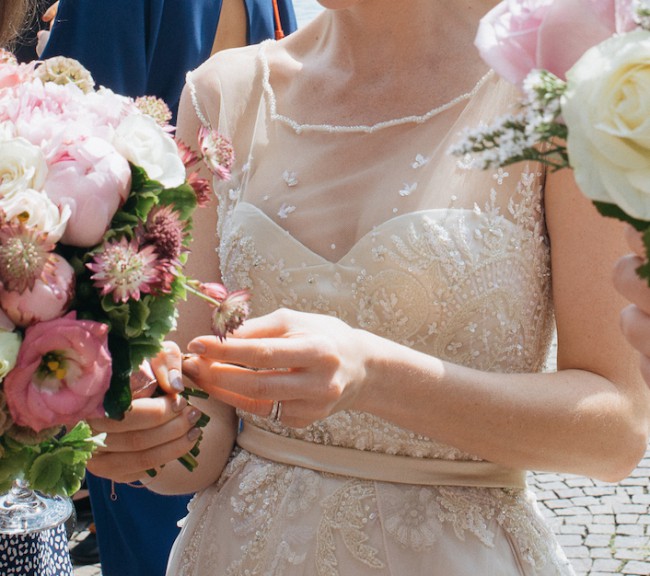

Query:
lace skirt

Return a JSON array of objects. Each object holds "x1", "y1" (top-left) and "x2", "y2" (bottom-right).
[{"x1": 167, "y1": 449, "x2": 575, "y2": 576}]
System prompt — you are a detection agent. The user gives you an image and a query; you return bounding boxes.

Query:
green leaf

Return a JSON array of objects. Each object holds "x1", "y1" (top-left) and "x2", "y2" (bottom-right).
[
  {"x1": 593, "y1": 202, "x2": 650, "y2": 232},
  {"x1": 27, "y1": 453, "x2": 63, "y2": 493},
  {"x1": 158, "y1": 184, "x2": 198, "y2": 220},
  {"x1": 144, "y1": 294, "x2": 178, "y2": 342},
  {"x1": 104, "y1": 334, "x2": 133, "y2": 420}
]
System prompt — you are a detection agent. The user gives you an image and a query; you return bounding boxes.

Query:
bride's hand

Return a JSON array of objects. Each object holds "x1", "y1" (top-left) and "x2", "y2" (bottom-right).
[
  {"x1": 87, "y1": 342, "x2": 202, "y2": 483},
  {"x1": 181, "y1": 309, "x2": 373, "y2": 428}
]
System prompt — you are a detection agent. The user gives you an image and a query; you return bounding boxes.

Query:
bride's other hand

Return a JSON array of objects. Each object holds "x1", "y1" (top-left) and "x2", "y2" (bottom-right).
[
  {"x1": 87, "y1": 342, "x2": 200, "y2": 483},
  {"x1": 613, "y1": 226, "x2": 650, "y2": 386},
  {"x1": 182, "y1": 309, "x2": 375, "y2": 428}
]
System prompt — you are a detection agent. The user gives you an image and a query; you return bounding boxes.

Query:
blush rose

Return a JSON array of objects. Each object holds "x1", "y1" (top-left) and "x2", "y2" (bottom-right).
[{"x1": 3, "y1": 312, "x2": 111, "y2": 432}]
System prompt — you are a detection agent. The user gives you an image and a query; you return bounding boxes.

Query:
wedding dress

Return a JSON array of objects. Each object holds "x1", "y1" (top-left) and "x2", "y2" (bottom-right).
[{"x1": 167, "y1": 41, "x2": 575, "y2": 576}]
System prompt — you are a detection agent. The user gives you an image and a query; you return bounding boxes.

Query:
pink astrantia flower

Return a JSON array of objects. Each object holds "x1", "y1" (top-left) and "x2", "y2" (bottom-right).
[
  {"x1": 3, "y1": 312, "x2": 111, "y2": 432},
  {"x1": 198, "y1": 282, "x2": 250, "y2": 341},
  {"x1": 187, "y1": 172, "x2": 212, "y2": 208},
  {"x1": 87, "y1": 237, "x2": 161, "y2": 303},
  {"x1": 198, "y1": 126, "x2": 234, "y2": 181},
  {"x1": 176, "y1": 139, "x2": 200, "y2": 169},
  {"x1": 140, "y1": 205, "x2": 186, "y2": 262},
  {"x1": 0, "y1": 218, "x2": 55, "y2": 293},
  {"x1": 0, "y1": 254, "x2": 75, "y2": 328},
  {"x1": 135, "y1": 95, "x2": 172, "y2": 128}
]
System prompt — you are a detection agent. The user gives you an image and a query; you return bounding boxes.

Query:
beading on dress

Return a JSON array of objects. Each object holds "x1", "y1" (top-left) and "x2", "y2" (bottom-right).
[{"x1": 258, "y1": 40, "x2": 495, "y2": 135}]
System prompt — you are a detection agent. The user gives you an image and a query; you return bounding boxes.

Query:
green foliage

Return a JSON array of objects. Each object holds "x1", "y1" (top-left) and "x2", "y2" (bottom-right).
[{"x1": 0, "y1": 423, "x2": 102, "y2": 497}]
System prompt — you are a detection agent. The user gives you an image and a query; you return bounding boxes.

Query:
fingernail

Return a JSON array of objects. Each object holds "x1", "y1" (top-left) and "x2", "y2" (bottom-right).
[
  {"x1": 187, "y1": 408, "x2": 202, "y2": 425},
  {"x1": 171, "y1": 396, "x2": 187, "y2": 413},
  {"x1": 169, "y1": 369, "x2": 184, "y2": 392},
  {"x1": 187, "y1": 427, "x2": 202, "y2": 442},
  {"x1": 188, "y1": 341, "x2": 206, "y2": 354}
]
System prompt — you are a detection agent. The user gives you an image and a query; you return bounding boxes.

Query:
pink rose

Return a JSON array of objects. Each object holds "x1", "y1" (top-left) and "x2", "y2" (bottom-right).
[
  {"x1": 0, "y1": 254, "x2": 75, "y2": 328},
  {"x1": 475, "y1": 0, "x2": 633, "y2": 87},
  {"x1": 3, "y1": 312, "x2": 111, "y2": 432},
  {"x1": 44, "y1": 136, "x2": 131, "y2": 247}
]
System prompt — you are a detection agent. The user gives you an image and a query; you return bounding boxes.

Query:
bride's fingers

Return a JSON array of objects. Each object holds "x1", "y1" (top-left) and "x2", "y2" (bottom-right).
[
  {"x1": 620, "y1": 304, "x2": 650, "y2": 358},
  {"x1": 87, "y1": 431, "x2": 200, "y2": 483},
  {"x1": 613, "y1": 254, "x2": 650, "y2": 316},
  {"x1": 182, "y1": 356, "x2": 309, "y2": 402},
  {"x1": 227, "y1": 309, "x2": 298, "y2": 339},
  {"x1": 188, "y1": 336, "x2": 315, "y2": 370},
  {"x1": 198, "y1": 385, "x2": 274, "y2": 416},
  {"x1": 150, "y1": 341, "x2": 185, "y2": 393},
  {"x1": 88, "y1": 396, "x2": 187, "y2": 433},
  {"x1": 97, "y1": 405, "x2": 203, "y2": 453}
]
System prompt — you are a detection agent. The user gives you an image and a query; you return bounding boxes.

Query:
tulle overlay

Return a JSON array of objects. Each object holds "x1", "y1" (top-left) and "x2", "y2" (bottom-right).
[{"x1": 167, "y1": 40, "x2": 573, "y2": 575}]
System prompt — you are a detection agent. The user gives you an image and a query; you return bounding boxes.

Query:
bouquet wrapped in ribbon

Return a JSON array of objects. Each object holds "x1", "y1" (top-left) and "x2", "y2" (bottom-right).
[
  {"x1": 0, "y1": 52, "x2": 248, "y2": 497},
  {"x1": 451, "y1": 0, "x2": 650, "y2": 282}
]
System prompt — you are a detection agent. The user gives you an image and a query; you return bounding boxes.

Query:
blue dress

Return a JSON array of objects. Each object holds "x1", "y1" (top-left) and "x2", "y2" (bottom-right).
[
  {"x1": 41, "y1": 1, "x2": 297, "y2": 575},
  {"x1": 42, "y1": 0, "x2": 297, "y2": 118}
]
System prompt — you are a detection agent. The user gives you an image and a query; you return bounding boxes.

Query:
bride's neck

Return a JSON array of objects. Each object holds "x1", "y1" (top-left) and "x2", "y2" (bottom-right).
[{"x1": 295, "y1": 0, "x2": 495, "y2": 77}]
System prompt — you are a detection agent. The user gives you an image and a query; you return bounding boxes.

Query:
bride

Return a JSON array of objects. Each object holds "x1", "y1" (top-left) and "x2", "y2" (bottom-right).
[{"x1": 88, "y1": 1, "x2": 650, "y2": 574}]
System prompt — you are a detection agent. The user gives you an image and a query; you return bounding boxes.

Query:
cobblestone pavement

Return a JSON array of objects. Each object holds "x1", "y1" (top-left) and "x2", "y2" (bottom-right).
[{"x1": 529, "y1": 449, "x2": 650, "y2": 576}]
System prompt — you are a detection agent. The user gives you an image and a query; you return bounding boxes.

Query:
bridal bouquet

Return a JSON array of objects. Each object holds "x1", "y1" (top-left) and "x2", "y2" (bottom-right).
[
  {"x1": 0, "y1": 52, "x2": 246, "y2": 496},
  {"x1": 450, "y1": 0, "x2": 650, "y2": 282}
]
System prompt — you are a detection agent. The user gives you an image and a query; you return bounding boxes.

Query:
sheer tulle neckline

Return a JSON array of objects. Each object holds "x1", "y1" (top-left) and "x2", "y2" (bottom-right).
[{"x1": 258, "y1": 41, "x2": 494, "y2": 135}]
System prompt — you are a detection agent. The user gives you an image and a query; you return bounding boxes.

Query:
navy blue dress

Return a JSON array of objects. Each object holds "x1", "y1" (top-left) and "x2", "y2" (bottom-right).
[
  {"x1": 41, "y1": 1, "x2": 296, "y2": 575},
  {"x1": 42, "y1": 0, "x2": 297, "y2": 118}
]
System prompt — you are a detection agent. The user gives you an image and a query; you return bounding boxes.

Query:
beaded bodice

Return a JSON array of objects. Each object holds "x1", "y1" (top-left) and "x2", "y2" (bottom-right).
[{"x1": 189, "y1": 42, "x2": 555, "y2": 462}]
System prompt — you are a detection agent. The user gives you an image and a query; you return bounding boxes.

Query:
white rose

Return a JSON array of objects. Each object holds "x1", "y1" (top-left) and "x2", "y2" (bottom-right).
[
  {"x1": 0, "y1": 121, "x2": 17, "y2": 142},
  {"x1": 0, "y1": 138, "x2": 48, "y2": 199},
  {"x1": 0, "y1": 188, "x2": 71, "y2": 243},
  {"x1": 113, "y1": 114, "x2": 185, "y2": 188},
  {"x1": 0, "y1": 330, "x2": 21, "y2": 380},
  {"x1": 563, "y1": 30, "x2": 650, "y2": 221}
]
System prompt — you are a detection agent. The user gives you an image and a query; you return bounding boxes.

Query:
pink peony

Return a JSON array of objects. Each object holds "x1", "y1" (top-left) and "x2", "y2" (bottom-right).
[
  {"x1": 3, "y1": 312, "x2": 111, "y2": 432},
  {"x1": 475, "y1": 0, "x2": 635, "y2": 87},
  {"x1": 44, "y1": 136, "x2": 131, "y2": 247},
  {"x1": 0, "y1": 254, "x2": 75, "y2": 327},
  {"x1": 0, "y1": 308, "x2": 14, "y2": 332}
]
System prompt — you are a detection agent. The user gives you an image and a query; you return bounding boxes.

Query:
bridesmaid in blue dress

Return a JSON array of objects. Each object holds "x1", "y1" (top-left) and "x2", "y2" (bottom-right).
[
  {"x1": 40, "y1": 1, "x2": 296, "y2": 574},
  {"x1": 42, "y1": 0, "x2": 296, "y2": 117}
]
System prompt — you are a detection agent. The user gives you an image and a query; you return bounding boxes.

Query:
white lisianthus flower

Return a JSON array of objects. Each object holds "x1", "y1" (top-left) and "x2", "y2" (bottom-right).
[
  {"x1": 563, "y1": 29, "x2": 650, "y2": 221},
  {"x1": 113, "y1": 114, "x2": 185, "y2": 188},
  {"x1": 0, "y1": 189, "x2": 71, "y2": 243},
  {"x1": 0, "y1": 330, "x2": 21, "y2": 380},
  {"x1": 0, "y1": 138, "x2": 48, "y2": 199}
]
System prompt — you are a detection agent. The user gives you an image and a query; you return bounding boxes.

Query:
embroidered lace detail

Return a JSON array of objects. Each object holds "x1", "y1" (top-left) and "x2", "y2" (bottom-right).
[
  {"x1": 381, "y1": 485, "x2": 444, "y2": 550},
  {"x1": 316, "y1": 480, "x2": 384, "y2": 575}
]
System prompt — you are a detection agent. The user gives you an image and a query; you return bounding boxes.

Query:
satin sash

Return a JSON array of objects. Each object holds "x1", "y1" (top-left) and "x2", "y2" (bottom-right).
[{"x1": 237, "y1": 424, "x2": 527, "y2": 489}]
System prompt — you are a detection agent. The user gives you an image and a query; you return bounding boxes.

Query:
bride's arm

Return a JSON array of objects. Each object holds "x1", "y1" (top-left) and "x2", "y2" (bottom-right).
[
  {"x1": 183, "y1": 168, "x2": 650, "y2": 483},
  {"x1": 88, "y1": 82, "x2": 239, "y2": 495}
]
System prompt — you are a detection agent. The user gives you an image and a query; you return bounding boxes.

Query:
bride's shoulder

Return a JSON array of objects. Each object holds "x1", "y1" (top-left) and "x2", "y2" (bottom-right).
[{"x1": 190, "y1": 43, "x2": 264, "y2": 91}]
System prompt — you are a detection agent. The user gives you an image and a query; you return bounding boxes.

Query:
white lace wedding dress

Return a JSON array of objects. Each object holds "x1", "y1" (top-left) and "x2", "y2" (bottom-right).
[{"x1": 167, "y1": 41, "x2": 575, "y2": 576}]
